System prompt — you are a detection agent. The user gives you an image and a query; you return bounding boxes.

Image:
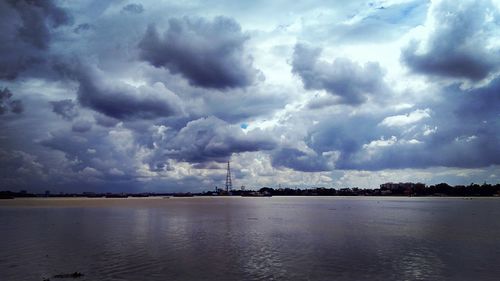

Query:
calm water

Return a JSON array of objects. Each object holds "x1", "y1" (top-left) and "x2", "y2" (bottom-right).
[{"x1": 1, "y1": 197, "x2": 500, "y2": 281}]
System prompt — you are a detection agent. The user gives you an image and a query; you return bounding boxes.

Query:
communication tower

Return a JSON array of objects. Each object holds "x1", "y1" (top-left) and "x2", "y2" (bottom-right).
[{"x1": 225, "y1": 161, "x2": 233, "y2": 192}]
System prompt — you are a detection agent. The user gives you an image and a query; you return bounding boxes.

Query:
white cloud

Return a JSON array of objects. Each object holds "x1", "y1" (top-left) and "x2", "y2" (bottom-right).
[
  {"x1": 380, "y1": 108, "x2": 431, "y2": 127},
  {"x1": 0, "y1": 0, "x2": 498, "y2": 192}
]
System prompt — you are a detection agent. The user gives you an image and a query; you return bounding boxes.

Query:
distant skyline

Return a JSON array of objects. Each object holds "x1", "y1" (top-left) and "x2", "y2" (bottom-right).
[{"x1": 0, "y1": 0, "x2": 499, "y2": 193}]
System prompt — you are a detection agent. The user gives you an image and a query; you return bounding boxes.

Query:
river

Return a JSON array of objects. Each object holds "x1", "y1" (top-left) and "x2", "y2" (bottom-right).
[{"x1": 1, "y1": 196, "x2": 499, "y2": 280}]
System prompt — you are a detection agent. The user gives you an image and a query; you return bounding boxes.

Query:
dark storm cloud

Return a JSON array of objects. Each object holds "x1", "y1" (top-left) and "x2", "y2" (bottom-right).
[
  {"x1": 416, "y1": 78, "x2": 500, "y2": 168},
  {"x1": 0, "y1": 149, "x2": 46, "y2": 188},
  {"x1": 94, "y1": 113, "x2": 120, "y2": 128},
  {"x1": 271, "y1": 148, "x2": 332, "y2": 172},
  {"x1": 292, "y1": 43, "x2": 388, "y2": 105},
  {"x1": 9, "y1": 100, "x2": 24, "y2": 114},
  {"x1": 138, "y1": 16, "x2": 260, "y2": 89},
  {"x1": 340, "y1": 119, "x2": 499, "y2": 170},
  {"x1": 0, "y1": 0, "x2": 72, "y2": 80},
  {"x1": 402, "y1": 0, "x2": 499, "y2": 80},
  {"x1": 0, "y1": 88, "x2": 24, "y2": 115},
  {"x1": 160, "y1": 116, "x2": 276, "y2": 163},
  {"x1": 71, "y1": 119, "x2": 93, "y2": 133},
  {"x1": 38, "y1": 115, "x2": 277, "y2": 187},
  {"x1": 452, "y1": 82, "x2": 500, "y2": 122},
  {"x1": 10, "y1": 0, "x2": 72, "y2": 49},
  {"x1": 301, "y1": 114, "x2": 380, "y2": 170},
  {"x1": 291, "y1": 77, "x2": 500, "y2": 172},
  {"x1": 190, "y1": 86, "x2": 289, "y2": 123},
  {"x1": 76, "y1": 66, "x2": 183, "y2": 120},
  {"x1": 39, "y1": 127, "x2": 137, "y2": 181},
  {"x1": 121, "y1": 3, "x2": 144, "y2": 14},
  {"x1": 50, "y1": 99, "x2": 79, "y2": 120},
  {"x1": 1, "y1": 0, "x2": 497, "y2": 192},
  {"x1": 73, "y1": 23, "x2": 93, "y2": 34}
]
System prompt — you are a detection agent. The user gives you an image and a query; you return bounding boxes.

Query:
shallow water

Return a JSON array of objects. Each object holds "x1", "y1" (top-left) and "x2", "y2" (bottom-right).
[{"x1": 1, "y1": 197, "x2": 500, "y2": 281}]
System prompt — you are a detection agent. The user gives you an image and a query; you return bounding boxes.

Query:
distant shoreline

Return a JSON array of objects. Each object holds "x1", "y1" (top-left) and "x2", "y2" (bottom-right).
[
  {"x1": 1, "y1": 195, "x2": 499, "y2": 200},
  {"x1": 2, "y1": 182, "x2": 500, "y2": 199}
]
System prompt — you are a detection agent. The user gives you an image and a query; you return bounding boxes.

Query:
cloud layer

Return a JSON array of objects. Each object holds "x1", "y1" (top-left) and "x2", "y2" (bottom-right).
[
  {"x1": 402, "y1": 0, "x2": 499, "y2": 81},
  {"x1": 139, "y1": 16, "x2": 260, "y2": 89},
  {"x1": 76, "y1": 65, "x2": 183, "y2": 120},
  {"x1": 0, "y1": 0, "x2": 499, "y2": 192},
  {"x1": 0, "y1": 0, "x2": 72, "y2": 80},
  {"x1": 292, "y1": 43, "x2": 389, "y2": 105}
]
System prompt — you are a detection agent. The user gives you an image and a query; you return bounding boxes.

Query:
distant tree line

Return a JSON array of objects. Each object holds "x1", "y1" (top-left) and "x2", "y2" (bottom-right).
[
  {"x1": 241, "y1": 182, "x2": 500, "y2": 197},
  {"x1": 2, "y1": 182, "x2": 500, "y2": 198}
]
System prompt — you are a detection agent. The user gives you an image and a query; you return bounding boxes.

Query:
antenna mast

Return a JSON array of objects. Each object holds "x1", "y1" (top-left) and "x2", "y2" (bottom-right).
[{"x1": 225, "y1": 161, "x2": 233, "y2": 192}]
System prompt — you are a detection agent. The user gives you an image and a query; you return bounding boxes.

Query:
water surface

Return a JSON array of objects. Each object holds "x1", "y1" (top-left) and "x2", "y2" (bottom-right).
[{"x1": 1, "y1": 197, "x2": 499, "y2": 280}]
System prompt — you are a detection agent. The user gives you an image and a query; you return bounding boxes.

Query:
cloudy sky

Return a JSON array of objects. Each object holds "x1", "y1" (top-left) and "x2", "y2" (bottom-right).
[{"x1": 1, "y1": 0, "x2": 499, "y2": 193}]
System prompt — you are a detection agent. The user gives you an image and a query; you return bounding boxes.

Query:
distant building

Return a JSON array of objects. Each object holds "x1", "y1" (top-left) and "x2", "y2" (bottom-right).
[{"x1": 380, "y1": 182, "x2": 425, "y2": 195}]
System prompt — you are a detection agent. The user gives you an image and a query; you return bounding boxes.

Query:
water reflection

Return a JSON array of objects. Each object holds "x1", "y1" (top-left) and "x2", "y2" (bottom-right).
[{"x1": 1, "y1": 197, "x2": 500, "y2": 280}]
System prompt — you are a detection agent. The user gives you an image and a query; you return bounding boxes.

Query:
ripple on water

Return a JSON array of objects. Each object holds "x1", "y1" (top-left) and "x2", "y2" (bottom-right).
[{"x1": 1, "y1": 197, "x2": 500, "y2": 281}]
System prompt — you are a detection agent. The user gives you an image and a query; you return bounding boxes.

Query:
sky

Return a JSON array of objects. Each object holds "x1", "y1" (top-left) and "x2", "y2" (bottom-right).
[{"x1": 0, "y1": 0, "x2": 499, "y2": 193}]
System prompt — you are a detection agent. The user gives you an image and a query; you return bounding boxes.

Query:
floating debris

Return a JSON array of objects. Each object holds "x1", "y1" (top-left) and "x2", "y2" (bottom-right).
[{"x1": 53, "y1": 272, "x2": 84, "y2": 279}]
